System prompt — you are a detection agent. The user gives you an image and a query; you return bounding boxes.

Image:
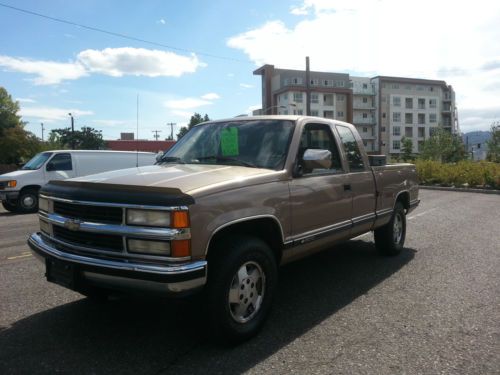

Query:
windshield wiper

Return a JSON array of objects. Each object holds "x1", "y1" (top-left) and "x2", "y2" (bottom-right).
[
  {"x1": 157, "y1": 156, "x2": 185, "y2": 164},
  {"x1": 195, "y1": 155, "x2": 258, "y2": 168}
]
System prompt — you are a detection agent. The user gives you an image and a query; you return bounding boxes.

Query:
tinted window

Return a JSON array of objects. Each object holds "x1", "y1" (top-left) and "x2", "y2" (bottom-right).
[
  {"x1": 297, "y1": 123, "x2": 343, "y2": 175},
  {"x1": 336, "y1": 126, "x2": 365, "y2": 172},
  {"x1": 47, "y1": 153, "x2": 72, "y2": 171}
]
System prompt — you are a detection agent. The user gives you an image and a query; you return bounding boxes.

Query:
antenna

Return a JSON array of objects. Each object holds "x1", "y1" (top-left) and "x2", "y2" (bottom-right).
[{"x1": 136, "y1": 94, "x2": 139, "y2": 167}]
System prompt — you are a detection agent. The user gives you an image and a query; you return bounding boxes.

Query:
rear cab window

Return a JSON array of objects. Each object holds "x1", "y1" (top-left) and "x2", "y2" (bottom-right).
[{"x1": 335, "y1": 126, "x2": 366, "y2": 172}]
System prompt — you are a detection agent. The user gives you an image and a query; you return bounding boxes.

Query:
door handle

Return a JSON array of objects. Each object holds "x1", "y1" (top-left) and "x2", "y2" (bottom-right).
[{"x1": 343, "y1": 184, "x2": 352, "y2": 191}]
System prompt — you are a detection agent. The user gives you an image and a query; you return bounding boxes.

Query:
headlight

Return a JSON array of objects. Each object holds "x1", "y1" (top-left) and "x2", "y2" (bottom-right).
[
  {"x1": 127, "y1": 209, "x2": 170, "y2": 227},
  {"x1": 39, "y1": 197, "x2": 49, "y2": 212},
  {"x1": 7, "y1": 180, "x2": 17, "y2": 188},
  {"x1": 127, "y1": 239, "x2": 170, "y2": 255}
]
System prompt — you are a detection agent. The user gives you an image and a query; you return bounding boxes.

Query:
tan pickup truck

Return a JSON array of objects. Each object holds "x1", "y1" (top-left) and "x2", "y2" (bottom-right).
[{"x1": 28, "y1": 116, "x2": 419, "y2": 342}]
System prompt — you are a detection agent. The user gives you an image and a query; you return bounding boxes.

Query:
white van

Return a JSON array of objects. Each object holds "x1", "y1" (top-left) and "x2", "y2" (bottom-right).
[{"x1": 0, "y1": 150, "x2": 156, "y2": 213}]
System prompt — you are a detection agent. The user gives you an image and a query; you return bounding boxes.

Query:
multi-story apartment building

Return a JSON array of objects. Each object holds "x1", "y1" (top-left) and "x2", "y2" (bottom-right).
[
  {"x1": 253, "y1": 64, "x2": 457, "y2": 156},
  {"x1": 372, "y1": 76, "x2": 457, "y2": 155},
  {"x1": 253, "y1": 64, "x2": 352, "y2": 123}
]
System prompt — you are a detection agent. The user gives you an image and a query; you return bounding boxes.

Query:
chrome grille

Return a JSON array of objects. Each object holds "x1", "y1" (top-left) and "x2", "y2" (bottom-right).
[
  {"x1": 53, "y1": 201, "x2": 123, "y2": 224},
  {"x1": 53, "y1": 225, "x2": 123, "y2": 252}
]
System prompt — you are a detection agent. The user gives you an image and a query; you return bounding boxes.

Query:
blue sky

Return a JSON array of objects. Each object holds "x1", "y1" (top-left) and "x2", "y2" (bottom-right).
[{"x1": 1, "y1": 0, "x2": 499, "y2": 140}]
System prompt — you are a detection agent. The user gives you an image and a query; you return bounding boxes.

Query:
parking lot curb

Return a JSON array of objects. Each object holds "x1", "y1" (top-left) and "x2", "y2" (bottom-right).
[{"x1": 419, "y1": 185, "x2": 500, "y2": 195}]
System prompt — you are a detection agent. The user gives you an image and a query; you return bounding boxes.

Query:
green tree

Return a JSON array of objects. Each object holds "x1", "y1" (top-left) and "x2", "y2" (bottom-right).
[
  {"x1": 0, "y1": 86, "x2": 43, "y2": 164},
  {"x1": 49, "y1": 126, "x2": 105, "y2": 150},
  {"x1": 486, "y1": 122, "x2": 500, "y2": 162},
  {"x1": 401, "y1": 137, "x2": 414, "y2": 162},
  {"x1": 420, "y1": 128, "x2": 466, "y2": 163},
  {"x1": 176, "y1": 113, "x2": 210, "y2": 140}
]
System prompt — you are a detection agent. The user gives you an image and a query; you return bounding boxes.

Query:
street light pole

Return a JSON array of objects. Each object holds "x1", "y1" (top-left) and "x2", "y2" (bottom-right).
[{"x1": 68, "y1": 113, "x2": 75, "y2": 149}]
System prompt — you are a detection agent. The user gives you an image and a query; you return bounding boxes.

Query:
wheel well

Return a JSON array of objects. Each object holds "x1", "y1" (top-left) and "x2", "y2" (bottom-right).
[
  {"x1": 207, "y1": 218, "x2": 284, "y2": 264},
  {"x1": 396, "y1": 191, "x2": 410, "y2": 210},
  {"x1": 20, "y1": 185, "x2": 41, "y2": 194}
]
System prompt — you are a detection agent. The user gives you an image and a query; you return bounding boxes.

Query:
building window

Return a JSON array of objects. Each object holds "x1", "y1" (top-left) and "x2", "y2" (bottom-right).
[
  {"x1": 297, "y1": 109, "x2": 303, "y2": 115},
  {"x1": 393, "y1": 112, "x2": 401, "y2": 122},
  {"x1": 393, "y1": 97, "x2": 401, "y2": 107},
  {"x1": 405, "y1": 98, "x2": 413, "y2": 109},
  {"x1": 363, "y1": 83, "x2": 368, "y2": 89},
  {"x1": 418, "y1": 113, "x2": 425, "y2": 124},
  {"x1": 430, "y1": 127, "x2": 437, "y2": 136},
  {"x1": 293, "y1": 92, "x2": 303, "y2": 103},
  {"x1": 383, "y1": 112, "x2": 386, "y2": 118},
  {"x1": 337, "y1": 95, "x2": 345, "y2": 101},
  {"x1": 336, "y1": 81, "x2": 345, "y2": 87},
  {"x1": 430, "y1": 87, "x2": 434, "y2": 92},
  {"x1": 393, "y1": 140, "x2": 401, "y2": 150},
  {"x1": 382, "y1": 97, "x2": 387, "y2": 103},
  {"x1": 429, "y1": 99, "x2": 437, "y2": 108},
  {"x1": 393, "y1": 126, "x2": 401, "y2": 136},
  {"x1": 392, "y1": 83, "x2": 399, "y2": 89},
  {"x1": 292, "y1": 77, "x2": 303, "y2": 85},
  {"x1": 405, "y1": 85, "x2": 412, "y2": 90},
  {"x1": 405, "y1": 113, "x2": 413, "y2": 124},
  {"x1": 283, "y1": 93, "x2": 288, "y2": 100},
  {"x1": 310, "y1": 79, "x2": 319, "y2": 86},
  {"x1": 337, "y1": 111, "x2": 344, "y2": 117},
  {"x1": 363, "y1": 97, "x2": 368, "y2": 103},
  {"x1": 418, "y1": 127, "x2": 425, "y2": 137},
  {"x1": 405, "y1": 127, "x2": 413, "y2": 137},
  {"x1": 417, "y1": 85, "x2": 424, "y2": 91},
  {"x1": 363, "y1": 127, "x2": 368, "y2": 133},
  {"x1": 418, "y1": 98, "x2": 425, "y2": 109},
  {"x1": 381, "y1": 127, "x2": 386, "y2": 132},
  {"x1": 363, "y1": 113, "x2": 368, "y2": 118},
  {"x1": 311, "y1": 93, "x2": 319, "y2": 103},
  {"x1": 311, "y1": 110, "x2": 319, "y2": 116},
  {"x1": 429, "y1": 113, "x2": 437, "y2": 123}
]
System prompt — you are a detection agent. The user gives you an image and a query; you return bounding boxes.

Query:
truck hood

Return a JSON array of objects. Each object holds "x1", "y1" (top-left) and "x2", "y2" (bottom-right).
[
  {"x1": 69, "y1": 164, "x2": 282, "y2": 196},
  {"x1": 0, "y1": 169, "x2": 35, "y2": 179}
]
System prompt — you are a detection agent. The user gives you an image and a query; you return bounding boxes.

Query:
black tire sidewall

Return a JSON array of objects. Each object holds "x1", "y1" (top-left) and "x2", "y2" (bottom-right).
[{"x1": 17, "y1": 190, "x2": 38, "y2": 213}]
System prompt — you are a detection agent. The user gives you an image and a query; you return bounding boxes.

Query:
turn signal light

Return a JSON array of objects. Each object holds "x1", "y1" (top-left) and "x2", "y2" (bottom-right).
[
  {"x1": 171, "y1": 211, "x2": 189, "y2": 228},
  {"x1": 171, "y1": 240, "x2": 190, "y2": 257}
]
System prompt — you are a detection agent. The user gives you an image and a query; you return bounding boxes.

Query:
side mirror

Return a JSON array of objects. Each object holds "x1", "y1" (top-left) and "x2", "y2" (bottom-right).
[
  {"x1": 303, "y1": 149, "x2": 332, "y2": 170},
  {"x1": 155, "y1": 151, "x2": 164, "y2": 162}
]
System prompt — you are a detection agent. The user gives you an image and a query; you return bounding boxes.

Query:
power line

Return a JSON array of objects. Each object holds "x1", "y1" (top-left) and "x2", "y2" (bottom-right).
[{"x1": 0, "y1": 2, "x2": 253, "y2": 64}]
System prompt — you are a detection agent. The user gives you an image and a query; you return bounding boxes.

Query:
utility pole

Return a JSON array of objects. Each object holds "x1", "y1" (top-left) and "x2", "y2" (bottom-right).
[
  {"x1": 41, "y1": 122, "x2": 45, "y2": 142},
  {"x1": 166, "y1": 122, "x2": 176, "y2": 140},
  {"x1": 305, "y1": 56, "x2": 311, "y2": 116},
  {"x1": 68, "y1": 113, "x2": 75, "y2": 149},
  {"x1": 152, "y1": 130, "x2": 162, "y2": 140}
]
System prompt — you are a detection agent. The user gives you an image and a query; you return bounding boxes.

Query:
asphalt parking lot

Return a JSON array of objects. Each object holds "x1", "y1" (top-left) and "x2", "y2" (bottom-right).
[{"x1": 0, "y1": 190, "x2": 499, "y2": 374}]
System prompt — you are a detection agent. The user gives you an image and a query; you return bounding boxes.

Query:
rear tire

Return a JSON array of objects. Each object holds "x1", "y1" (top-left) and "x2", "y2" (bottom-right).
[
  {"x1": 2, "y1": 200, "x2": 18, "y2": 213},
  {"x1": 374, "y1": 202, "x2": 406, "y2": 256},
  {"x1": 16, "y1": 189, "x2": 39, "y2": 214},
  {"x1": 206, "y1": 235, "x2": 278, "y2": 344}
]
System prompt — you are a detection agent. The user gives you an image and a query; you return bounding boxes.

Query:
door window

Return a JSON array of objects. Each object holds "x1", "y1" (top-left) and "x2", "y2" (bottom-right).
[
  {"x1": 47, "y1": 153, "x2": 72, "y2": 171},
  {"x1": 297, "y1": 123, "x2": 343, "y2": 175}
]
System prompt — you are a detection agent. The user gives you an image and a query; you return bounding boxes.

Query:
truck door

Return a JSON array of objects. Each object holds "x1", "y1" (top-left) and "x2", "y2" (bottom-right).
[
  {"x1": 335, "y1": 125, "x2": 377, "y2": 236},
  {"x1": 289, "y1": 123, "x2": 352, "y2": 246},
  {"x1": 44, "y1": 153, "x2": 76, "y2": 183}
]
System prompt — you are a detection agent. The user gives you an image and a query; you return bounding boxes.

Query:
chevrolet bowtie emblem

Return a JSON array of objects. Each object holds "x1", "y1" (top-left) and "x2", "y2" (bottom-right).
[{"x1": 64, "y1": 218, "x2": 81, "y2": 231}]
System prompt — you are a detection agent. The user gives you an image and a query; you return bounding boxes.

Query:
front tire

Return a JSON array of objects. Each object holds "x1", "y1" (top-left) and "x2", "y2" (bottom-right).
[
  {"x1": 17, "y1": 189, "x2": 39, "y2": 214},
  {"x1": 374, "y1": 202, "x2": 406, "y2": 256},
  {"x1": 206, "y1": 235, "x2": 278, "y2": 343},
  {"x1": 2, "y1": 200, "x2": 18, "y2": 213}
]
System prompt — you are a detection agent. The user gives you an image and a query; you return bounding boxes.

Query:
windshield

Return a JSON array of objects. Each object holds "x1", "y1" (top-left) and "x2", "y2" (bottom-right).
[
  {"x1": 21, "y1": 152, "x2": 53, "y2": 170},
  {"x1": 159, "y1": 120, "x2": 295, "y2": 170}
]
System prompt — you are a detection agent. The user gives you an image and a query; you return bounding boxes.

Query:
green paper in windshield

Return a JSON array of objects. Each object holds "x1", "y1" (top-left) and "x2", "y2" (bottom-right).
[{"x1": 221, "y1": 127, "x2": 239, "y2": 156}]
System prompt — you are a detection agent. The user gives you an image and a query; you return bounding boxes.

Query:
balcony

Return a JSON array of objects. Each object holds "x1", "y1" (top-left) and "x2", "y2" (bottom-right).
[
  {"x1": 353, "y1": 88, "x2": 375, "y2": 96},
  {"x1": 353, "y1": 118, "x2": 376, "y2": 125},
  {"x1": 353, "y1": 104, "x2": 375, "y2": 110}
]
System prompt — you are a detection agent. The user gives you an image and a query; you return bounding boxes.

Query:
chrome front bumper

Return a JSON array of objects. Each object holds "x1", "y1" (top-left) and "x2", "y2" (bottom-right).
[{"x1": 28, "y1": 232, "x2": 207, "y2": 295}]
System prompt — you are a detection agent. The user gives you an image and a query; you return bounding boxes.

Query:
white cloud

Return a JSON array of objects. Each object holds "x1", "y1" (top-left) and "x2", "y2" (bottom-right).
[
  {"x1": 164, "y1": 98, "x2": 212, "y2": 110},
  {"x1": 78, "y1": 47, "x2": 205, "y2": 78},
  {"x1": 240, "y1": 83, "x2": 254, "y2": 89},
  {"x1": 157, "y1": 18, "x2": 166, "y2": 25},
  {"x1": 0, "y1": 55, "x2": 87, "y2": 85},
  {"x1": 0, "y1": 48, "x2": 206, "y2": 85},
  {"x1": 19, "y1": 106, "x2": 93, "y2": 122},
  {"x1": 227, "y1": 0, "x2": 500, "y2": 131},
  {"x1": 16, "y1": 97, "x2": 36, "y2": 103},
  {"x1": 201, "y1": 92, "x2": 220, "y2": 100},
  {"x1": 171, "y1": 110, "x2": 195, "y2": 119}
]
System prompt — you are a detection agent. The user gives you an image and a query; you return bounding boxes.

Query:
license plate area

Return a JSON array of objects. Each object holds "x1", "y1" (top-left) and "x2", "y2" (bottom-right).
[{"x1": 46, "y1": 258, "x2": 77, "y2": 289}]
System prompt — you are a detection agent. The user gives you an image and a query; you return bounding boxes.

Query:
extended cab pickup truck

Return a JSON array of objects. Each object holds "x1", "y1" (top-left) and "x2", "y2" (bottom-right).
[{"x1": 28, "y1": 116, "x2": 419, "y2": 342}]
